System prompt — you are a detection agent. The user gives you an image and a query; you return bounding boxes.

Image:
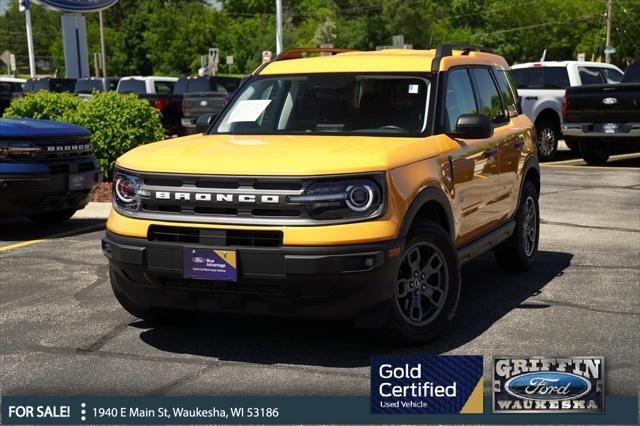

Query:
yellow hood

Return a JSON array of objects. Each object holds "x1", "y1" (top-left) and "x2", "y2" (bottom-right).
[{"x1": 116, "y1": 133, "x2": 445, "y2": 176}]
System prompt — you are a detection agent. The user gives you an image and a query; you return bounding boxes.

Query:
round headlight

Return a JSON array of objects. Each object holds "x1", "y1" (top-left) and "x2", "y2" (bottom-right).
[
  {"x1": 346, "y1": 184, "x2": 374, "y2": 212},
  {"x1": 113, "y1": 172, "x2": 142, "y2": 211}
]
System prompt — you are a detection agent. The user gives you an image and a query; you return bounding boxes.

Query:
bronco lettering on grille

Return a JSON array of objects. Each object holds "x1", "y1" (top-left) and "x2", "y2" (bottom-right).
[{"x1": 153, "y1": 191, "x2": 280, "y2": 204}]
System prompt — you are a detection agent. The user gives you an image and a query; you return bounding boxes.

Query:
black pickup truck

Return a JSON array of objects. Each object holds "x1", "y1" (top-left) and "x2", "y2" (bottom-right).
[
  {"x1": 562, "y1": 60, "x2": 640, "y2": 165},
  {"x1": 180, "y1": 76, "x2": 241, "y2": 134},
  {"x1": 24, "y1": 77, "x2": 77, "y2": 93}
]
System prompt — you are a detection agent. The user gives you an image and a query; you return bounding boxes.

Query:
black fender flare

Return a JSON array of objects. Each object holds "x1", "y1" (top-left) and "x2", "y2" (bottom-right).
[
  {"x1": 398, "y1": 186, "x2": 455, "y2": 238},
  {"x1": 516, "y1": 156, "x2": 540, "y2": 211}
]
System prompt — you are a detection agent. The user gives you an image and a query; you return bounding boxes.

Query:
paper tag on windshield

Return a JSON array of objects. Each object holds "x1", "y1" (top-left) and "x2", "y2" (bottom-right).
[
  {"x1": 408, "y1": 84, "x2": 419, "y2": 94},
  {"x1": 227, "y1": 99, "x2": 271, "y2": 123}
]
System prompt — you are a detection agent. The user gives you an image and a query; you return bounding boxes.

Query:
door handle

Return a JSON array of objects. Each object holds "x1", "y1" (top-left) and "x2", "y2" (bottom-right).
[
  {"x1": 525, "y1": 96, "x2": 538, "y2": 100},
  {"x1": 483, "y1": 147, "x2": 498, "y2": 158}
]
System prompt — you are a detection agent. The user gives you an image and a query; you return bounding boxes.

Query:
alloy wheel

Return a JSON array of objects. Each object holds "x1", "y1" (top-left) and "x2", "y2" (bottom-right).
[
  {"x1": 538, "y1": 127, "x2": 556, "y2": 157},
  {"x1": 395, "y1": 242, "x2": 449, "y2": 326},
  {"x1": 522, "y1": 196, "x2": 537, "y2": 257}
]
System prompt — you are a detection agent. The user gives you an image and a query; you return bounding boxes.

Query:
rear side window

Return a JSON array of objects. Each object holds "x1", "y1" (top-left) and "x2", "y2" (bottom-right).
[
  {"x1": 512, "y1": 68, "x2": 528, "y2": 89},
  {"x1": 444, "y1": 68, "x2": 477, "y2": 132},
  {"x1": 511, "y1": 67, "x2": 569, "y2": 89},
  {"x1": 601, "y1": 68, "x2": 623, "y2": 84},
  {"x1": 494, "y1": 70, "x2": 518, "y2": 117},
  {"x1": 118, "y1": 79, "x2": 146, "y2": 94},
  {"x1": 470, "y1": 68, "x2": 507, "y2": 125},
  {"x1": 578, "y1": 67, "x2": 605, "y2": 85},
  {"x1": 154, "y1": 81, "x2": 174, "y2": 94}
]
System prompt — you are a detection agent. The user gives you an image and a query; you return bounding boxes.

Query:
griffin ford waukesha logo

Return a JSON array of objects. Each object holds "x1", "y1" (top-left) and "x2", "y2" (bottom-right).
[
  {"x1": 493, "y1": 357, "x2": 604, "y2": 413},
  {"x1": 152, "y1": 191, "x2": 280, "y2": 204},
  {"x1": 602, "y1": 97, "x2": 618, "y2": 105}
]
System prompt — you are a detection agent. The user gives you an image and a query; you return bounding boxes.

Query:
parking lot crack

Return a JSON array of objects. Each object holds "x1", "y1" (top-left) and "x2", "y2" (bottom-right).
[
  {"x1": 74, "y1": 264, "x2": 109, "y2": 300},
  {"x1": 76, "y1": 319, "x2": 131, "y2": 352},
  {"x1": 533, "y1": 298, "x2": 639, "y2": 317},
  {"x1": 146, "y1": 365, "x2": 219, "y2": 396}
]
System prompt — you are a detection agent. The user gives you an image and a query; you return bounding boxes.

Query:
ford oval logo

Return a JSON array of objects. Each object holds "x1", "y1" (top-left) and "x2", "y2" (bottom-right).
[
  {"x1": 192, "y1": 257, "x2": 206, "y2": 264},
  {"x1": 602, "y1": 97, "x2": 618, "y2": 105},
  {"x1": 200, "y1": 100, "x2": 208, "y2": 107},
  {"x1": 504, "y1": 372, "x2": 591, "y2": 401}
]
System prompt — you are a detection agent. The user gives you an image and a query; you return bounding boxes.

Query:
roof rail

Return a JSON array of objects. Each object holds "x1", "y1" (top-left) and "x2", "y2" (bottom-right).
[
  {"x1": 431, "y1": 44, "x2": 494, "y2": 72},
  {"x1": 254, "y1": 47, "x2": 357, "y2": 74},
  {"x1": 274, "y1": 47, "x2": 357, "y2": 61}
]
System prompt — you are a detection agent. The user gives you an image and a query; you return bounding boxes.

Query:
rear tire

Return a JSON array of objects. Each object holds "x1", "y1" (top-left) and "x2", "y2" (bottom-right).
[
  {"x1": 535, "y1": 120, "x2": 559, "y2": 161},
  {"x1": 28, "y1": 208, "x2": 76, "y2": 224},
  {"x1": 580, "y1": 139, "x2": 610, "y2": 165},
  {"x1": 494, "y1": 180, "x2": 540, "y2": 272},
  {"x1": 109, "y1": 267, "x2": 174, "y2": 323},
  {"x1": 383, "y1": 221, "x2": 461, "y2": 344}
]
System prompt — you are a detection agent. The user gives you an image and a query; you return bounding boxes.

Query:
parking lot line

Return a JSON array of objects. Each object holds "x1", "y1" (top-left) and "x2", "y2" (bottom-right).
[
  {"x1": 0, "y1": 223, "x2": 105, "y2": 253},
  {"x1": 543, "y1": 152, "x2": 640, "y2": 166},
  {"x1": 540, "y1": 164, "x2": 639, "y2": 171}
]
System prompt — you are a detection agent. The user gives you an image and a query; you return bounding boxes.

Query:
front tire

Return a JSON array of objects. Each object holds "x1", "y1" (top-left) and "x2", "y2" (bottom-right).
[
  {"x1": 535, "y1": 120, "x2": 559, "y2": 161},
  {"x1": 28, "y1": 208, "x2": 76, "y2": 224},
  {"x1": 384, "y1": 221, "x2": 461, "y2": 344},
  {"x1": 494, "y1": 180, "x2": 540, "y2": 272},
  {"x1": 580, "y1": 139, "x2": 610, "y2": 165}
]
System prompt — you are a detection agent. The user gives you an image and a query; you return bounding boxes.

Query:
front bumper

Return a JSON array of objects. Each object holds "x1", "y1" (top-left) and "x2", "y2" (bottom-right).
[
  {"x1": 103, "y1": 231, "x2": 404, "y2": 320},
  {"x1": 562, "y1": 122, "x2": 640, "y2": 139},
  {"x1": 0, "y1": 160, "x2": 99, "y2": 217}
]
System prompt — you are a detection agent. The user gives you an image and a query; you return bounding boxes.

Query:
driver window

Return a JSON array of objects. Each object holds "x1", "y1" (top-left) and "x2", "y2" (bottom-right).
[{"x1": 444, "y1": 68, "x2": 477, "y2": 132}]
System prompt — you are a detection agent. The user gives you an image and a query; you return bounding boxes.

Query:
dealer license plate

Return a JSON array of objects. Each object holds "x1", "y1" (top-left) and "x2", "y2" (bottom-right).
[
  {"x1": 603, "y1": 123, "x2": 618, "y2": 134},
  {"x1": 183, "y1": 248, "x2": 237, "y2": 282},
  {"x1": 69, "y1": 173, "x2": 86, "y2": 191}
]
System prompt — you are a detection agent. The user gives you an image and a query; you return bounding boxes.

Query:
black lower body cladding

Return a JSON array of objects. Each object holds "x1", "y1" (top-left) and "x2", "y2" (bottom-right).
[{"x1": 103, "y1": 231, "x2": 404, "y2": 320}]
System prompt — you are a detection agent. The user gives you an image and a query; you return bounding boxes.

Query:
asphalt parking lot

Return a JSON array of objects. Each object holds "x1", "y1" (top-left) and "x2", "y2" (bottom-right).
[{"x1": 1, "y1": 145, "x2": 638, "y2": 397}]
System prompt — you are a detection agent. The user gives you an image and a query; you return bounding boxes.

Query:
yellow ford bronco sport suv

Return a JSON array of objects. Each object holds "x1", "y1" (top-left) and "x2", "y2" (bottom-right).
[{"x1": 103, "y1": 45, "x2": 540, "y2": 343}]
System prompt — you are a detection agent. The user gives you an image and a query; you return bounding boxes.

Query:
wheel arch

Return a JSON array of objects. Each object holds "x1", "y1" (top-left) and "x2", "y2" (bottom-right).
[
  {"x1": 399, "y1": 187, "x2": 455, "y2": 239},
  {"x1": 534, "y1": 108, "x2": 561, "y2": 131},
  {"x1": 517, "y1": 157, "x2": 541, "y2": 210}
]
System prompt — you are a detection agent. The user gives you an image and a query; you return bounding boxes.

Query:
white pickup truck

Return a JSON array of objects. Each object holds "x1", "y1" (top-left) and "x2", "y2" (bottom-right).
[{"x1": 511, "y1": 61, "x2": 624, "y2": 160}]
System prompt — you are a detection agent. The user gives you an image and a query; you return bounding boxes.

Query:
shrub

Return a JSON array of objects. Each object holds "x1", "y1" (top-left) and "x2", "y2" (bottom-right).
[
  {"x1": 3, "y1": 91, "x2": 81, "y2": 122},
  {"x1": 4, "y1": 91, "x2": 164, "y2": 179},
  {"x1": 73, "y1": 92, "x2": 165, "y2": 179}
]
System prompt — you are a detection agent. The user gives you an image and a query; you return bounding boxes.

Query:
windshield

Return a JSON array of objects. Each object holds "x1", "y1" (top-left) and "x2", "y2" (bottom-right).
[{"x1": 213, "y1": 74, "x2": 431, "y2": 136}]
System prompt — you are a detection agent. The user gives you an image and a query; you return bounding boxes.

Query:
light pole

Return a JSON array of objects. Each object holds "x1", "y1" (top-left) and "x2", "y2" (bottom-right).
[
  {"x1": 99, "y1": 10, "x2": 107, "y2": 78},
  {"x1": 20, "y1": 0, "x2": 37, "y2": 77},
  {"x1": 275, "y1": 0, "x2": 283, "y2": 54}
]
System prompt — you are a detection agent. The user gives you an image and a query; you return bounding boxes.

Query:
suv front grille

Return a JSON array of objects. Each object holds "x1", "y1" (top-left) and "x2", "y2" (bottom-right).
[
  {"x1": 148, "y1": 225, "x2": 283, "y2": 247},
  {"x1": 135, "y1": 173, "x2": 310, "y2": 223}
]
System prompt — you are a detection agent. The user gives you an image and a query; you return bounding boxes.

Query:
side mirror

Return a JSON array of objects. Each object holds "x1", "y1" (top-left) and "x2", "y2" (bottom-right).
[
  {"x1": 195, "y1": 113, "x2": 216, "y2": 133},
  {"x1": 449, "y1": 114, "x2": 493, "y2": 139}
]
